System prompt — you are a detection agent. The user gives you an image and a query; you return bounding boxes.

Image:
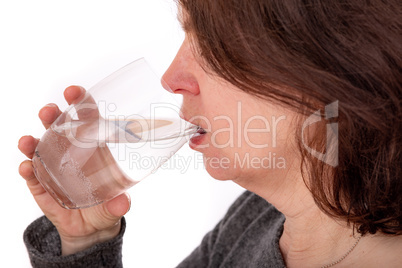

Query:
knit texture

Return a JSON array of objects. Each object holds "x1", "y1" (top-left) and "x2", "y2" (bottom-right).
[
  {"x1": 24, "y1": 191, "x2": 286, "y2": 267},
  {"x1": 177, "y1": 191, "x2": 286, "y2": 268},
  {"x1": 24, "y1": 216, "x2": 125, "y2": 268}
]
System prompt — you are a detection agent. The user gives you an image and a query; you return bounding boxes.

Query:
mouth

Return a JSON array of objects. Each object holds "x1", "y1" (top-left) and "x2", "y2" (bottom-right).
[
  {"x1": 196, "y1": 126, "x2": 207, "y2": 135},
  {"x1": 189, "y1": 125, "x2": 208, "y2": 148},
  {"x1": 180, "y1": 112, "x2": 208, "y2": 148}
]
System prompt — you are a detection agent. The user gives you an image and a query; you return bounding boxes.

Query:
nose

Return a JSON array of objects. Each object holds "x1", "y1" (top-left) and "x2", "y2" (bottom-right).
[{"x1": 161, "y1": 38, "x2": 200, "y2": 96}]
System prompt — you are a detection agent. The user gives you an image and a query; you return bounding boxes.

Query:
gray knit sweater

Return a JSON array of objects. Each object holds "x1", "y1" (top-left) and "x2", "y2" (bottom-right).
[{"x1": 24, "y1": 191, "x2": 286, "y2": 267}]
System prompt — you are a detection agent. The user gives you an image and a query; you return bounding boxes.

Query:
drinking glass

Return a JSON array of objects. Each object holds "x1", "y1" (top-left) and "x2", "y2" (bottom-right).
[{"x1": 32, "y1": 58, "x2": 197, "y2": 209}]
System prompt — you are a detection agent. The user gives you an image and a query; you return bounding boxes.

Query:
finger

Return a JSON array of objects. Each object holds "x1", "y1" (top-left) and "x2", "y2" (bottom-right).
[
  {"x1": 38, "y1": 103, "x2": 62, "y2": 129},
  {"x1": 38, "y1": 86, "x2": 84, "y2": 130},
  {"x1": 64, "y1": 85, "x2": 100, "y2": 120},
  {"x1": 86, "y1": 193, "x2": 130, "y2": 230},
  {"x1": 18, "y1": 136, "x2": 39, "y2": 159},
  {"x1": 64, "y1": 85, "x2": 86, "y2": 105},
  {"x1": 18, "y1": 160, "x2": 47, "y2": 196},
  {"x1": 105, "y1": 192, "x2": 131, "y2": 217},
  {"x1": 18, "y1": 160, "x2": 36, "y2": 181}
]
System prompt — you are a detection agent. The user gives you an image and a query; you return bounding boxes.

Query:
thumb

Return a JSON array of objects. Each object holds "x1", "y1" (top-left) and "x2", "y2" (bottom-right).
[{"x1": 105, "y1": 192, "x2": 131, "y2": 218}]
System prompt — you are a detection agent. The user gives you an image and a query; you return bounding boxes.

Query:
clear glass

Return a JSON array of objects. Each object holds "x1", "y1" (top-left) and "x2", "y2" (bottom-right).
[{"x1": 32, "y1": 58, "x2": 197, "y2": 209}]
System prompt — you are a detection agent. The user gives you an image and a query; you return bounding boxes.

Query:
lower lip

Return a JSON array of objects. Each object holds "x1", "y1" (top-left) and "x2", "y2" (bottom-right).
[{"x1": 189, "y1": 132, "x2": 207, "y2": 149}]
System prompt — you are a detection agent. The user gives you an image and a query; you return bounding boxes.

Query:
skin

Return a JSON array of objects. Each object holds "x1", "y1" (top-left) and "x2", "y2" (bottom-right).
[
  {"x1": 162, "y1": 37, "x2": 402, "y2": 267},
  {"x1": 19, "y1": 37, "x2": 401, "y2": 267},
  {"x1": 18, "y1": 86, "x2": 131, "y2": 256}
]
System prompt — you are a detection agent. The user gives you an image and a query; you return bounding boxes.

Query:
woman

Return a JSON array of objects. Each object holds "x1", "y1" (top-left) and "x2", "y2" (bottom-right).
[{"x1": 18, "y1": 0, "x2": 401, "y2": 267}]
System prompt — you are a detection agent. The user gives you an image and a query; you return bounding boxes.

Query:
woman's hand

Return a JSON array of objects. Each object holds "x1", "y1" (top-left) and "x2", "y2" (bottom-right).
[{"x1": 18, "y1": 85, "x2": 131, "y2": 256}]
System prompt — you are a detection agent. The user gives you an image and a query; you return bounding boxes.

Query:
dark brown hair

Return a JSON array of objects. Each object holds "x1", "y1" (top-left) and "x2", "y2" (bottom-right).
[{"x1": 178, "y1": 0, "x2": 402, "y2": 235}]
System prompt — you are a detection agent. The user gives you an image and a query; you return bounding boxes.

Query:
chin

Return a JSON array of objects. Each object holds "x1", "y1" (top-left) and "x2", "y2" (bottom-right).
[
  {"x1": 202, "y1": 157, "x2": 239, "y2": 181},
  {"x1": 205, "y1": 168, "x2": 236, "y2": 181}
]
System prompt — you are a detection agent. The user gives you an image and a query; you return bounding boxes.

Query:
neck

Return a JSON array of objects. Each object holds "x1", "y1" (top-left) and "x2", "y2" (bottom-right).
[
  {"x1": 234, "y1": 164, "x2": 402, "y2": 267},
  {"x1": 233, "y1": 163, "x2": 361, "y2": 267},
  {"x1": 272, "y1": 185, "x2": 359, "y2": 266},
  {"x1": 279, "y1": 204, "x2": 359, "y2": 267}
]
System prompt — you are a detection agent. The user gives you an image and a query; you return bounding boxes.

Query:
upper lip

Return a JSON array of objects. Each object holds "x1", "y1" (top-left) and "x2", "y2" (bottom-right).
[
  {"x1": 180, "y1": 114, "x2": 207, "y2": 132},
  {"x1": 196, "y1": 127, "x2": 207, "y2": 134},
  {"x1": 180, "y1": 113, "x2": 195, "y2": 125}
]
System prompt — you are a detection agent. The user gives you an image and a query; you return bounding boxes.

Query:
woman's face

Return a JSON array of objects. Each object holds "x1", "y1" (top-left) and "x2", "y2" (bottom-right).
[{"x1": 162, "y1": 37, "x2": 300, "y2": 183}]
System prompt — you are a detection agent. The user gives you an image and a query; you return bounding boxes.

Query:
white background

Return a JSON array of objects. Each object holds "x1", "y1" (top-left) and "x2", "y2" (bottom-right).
[{"x1": 0, "y1": 1, "x2": 244, "y2": 267}]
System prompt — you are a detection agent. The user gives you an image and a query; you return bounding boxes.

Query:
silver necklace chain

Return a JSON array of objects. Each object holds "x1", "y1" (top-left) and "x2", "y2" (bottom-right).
[{"x1": 320, "y1": 234, "x2": 362, "y2": 268}]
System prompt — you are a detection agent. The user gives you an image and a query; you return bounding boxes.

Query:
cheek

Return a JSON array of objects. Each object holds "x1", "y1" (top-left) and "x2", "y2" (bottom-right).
[
  {"x1": 201, "y1": 146, "x2": 289, "y2": 181},
  {"x1": 201, "y1": 114, "x2": 292, "y2": 180},
  {"x1": 209, "y1": 118, "x2": 236, "y2": 148},
  {"x1": 210, "y1": 114, "x2": 288, "y2": 155}
]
